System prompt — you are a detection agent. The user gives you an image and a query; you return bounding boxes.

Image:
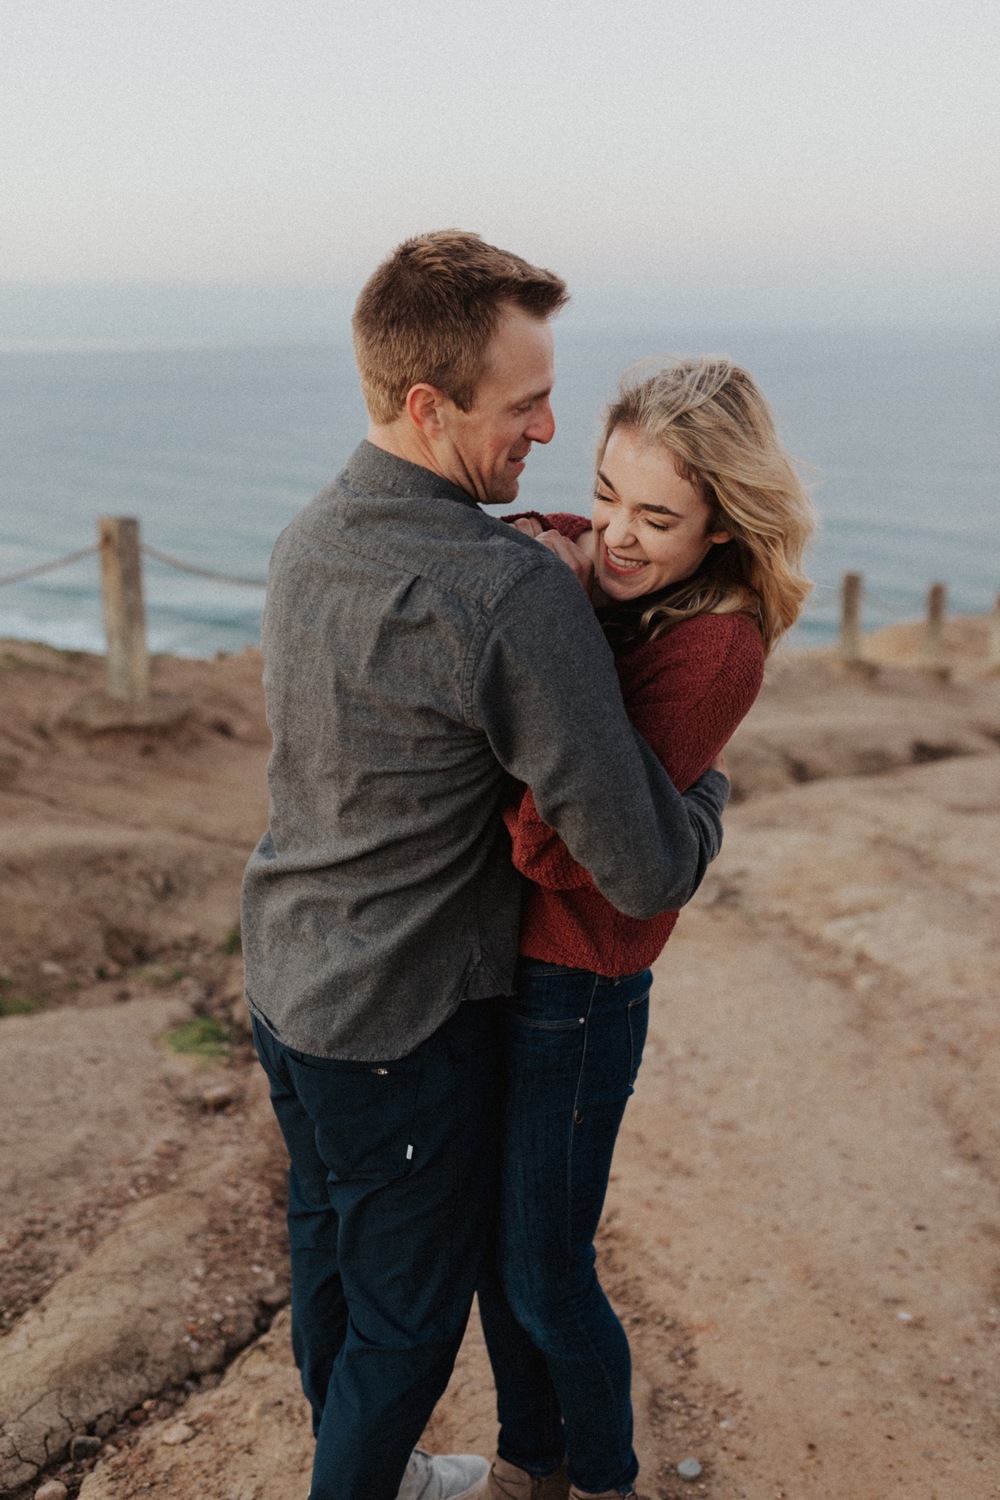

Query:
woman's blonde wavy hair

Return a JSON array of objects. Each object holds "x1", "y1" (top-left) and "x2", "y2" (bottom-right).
[{"x1": 598, "y1": 357, "x2": 815, "y2": 654}]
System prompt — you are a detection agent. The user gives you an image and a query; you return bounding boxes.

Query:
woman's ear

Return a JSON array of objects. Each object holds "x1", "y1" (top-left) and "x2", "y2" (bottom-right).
[{"x1": 707, "y1": 526, "x2": 732, "y2": 546}]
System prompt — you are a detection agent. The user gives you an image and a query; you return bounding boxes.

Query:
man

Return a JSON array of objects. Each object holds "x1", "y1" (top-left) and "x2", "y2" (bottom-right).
[{"x1": 241, "y1": 231, "x2": 730, "y2": 1500}]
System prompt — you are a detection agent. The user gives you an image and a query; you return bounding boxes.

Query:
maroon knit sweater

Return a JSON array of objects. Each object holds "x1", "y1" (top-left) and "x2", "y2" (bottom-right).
[{"x1": 503, "y1": 512, "x2": 765, "y2": 975}]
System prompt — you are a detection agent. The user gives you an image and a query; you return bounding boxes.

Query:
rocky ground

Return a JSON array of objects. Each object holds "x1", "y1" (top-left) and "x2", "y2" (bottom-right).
[{"x1": 1, "y1": 622, "x2": 998, "y2": 1500}]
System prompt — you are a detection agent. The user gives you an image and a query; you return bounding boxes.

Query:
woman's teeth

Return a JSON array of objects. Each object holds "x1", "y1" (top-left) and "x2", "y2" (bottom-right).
[{"x1": 607, "y1": 551, "x2": 646, "y2": 570}]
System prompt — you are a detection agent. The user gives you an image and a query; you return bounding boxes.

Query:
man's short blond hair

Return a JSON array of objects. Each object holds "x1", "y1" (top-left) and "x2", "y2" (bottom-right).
[{"x1": 352, "y1": 230, "x2": 568, "y2": 424}]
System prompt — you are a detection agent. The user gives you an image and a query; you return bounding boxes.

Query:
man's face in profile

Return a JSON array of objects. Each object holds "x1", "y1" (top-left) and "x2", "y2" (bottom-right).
[{"x1": 439, "y1": 306, "x2": 556, "y2": 505}]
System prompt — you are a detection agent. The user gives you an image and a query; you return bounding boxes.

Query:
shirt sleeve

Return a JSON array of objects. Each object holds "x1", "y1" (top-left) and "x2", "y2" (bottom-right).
[
  {"x1": 469, "y1": 557, "x2": 729, "y2": 919},
  {"x1": 503, "y1": 613, "x2": 762, "y2": 893}
]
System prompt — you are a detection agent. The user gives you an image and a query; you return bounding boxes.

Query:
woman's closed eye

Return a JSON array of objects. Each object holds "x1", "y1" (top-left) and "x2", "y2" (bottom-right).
[{"x1": 595, "y1": 490, "x2": 672, "y2": 533}]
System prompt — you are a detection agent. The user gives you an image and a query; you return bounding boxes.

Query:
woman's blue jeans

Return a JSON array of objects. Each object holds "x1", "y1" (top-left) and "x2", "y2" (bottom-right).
[{"x1": 478, "y1": 959, "x2": 651, "y2": 1495}]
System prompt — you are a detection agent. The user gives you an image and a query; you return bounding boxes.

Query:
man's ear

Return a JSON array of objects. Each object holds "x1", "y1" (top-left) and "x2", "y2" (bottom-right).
[{"x1": 405, "y1": 383, "x2": 449, "y2": 438}]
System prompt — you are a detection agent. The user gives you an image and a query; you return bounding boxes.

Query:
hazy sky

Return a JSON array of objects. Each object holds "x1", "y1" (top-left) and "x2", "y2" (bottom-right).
[{"x1": 3, "y1": 0, "x2": 998, "y2": 325}]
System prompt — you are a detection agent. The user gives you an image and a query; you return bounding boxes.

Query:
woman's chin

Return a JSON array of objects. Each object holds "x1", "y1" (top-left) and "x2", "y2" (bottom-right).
[{"x1": 599, "y1": 569, "x2": 652, "y2": 601}]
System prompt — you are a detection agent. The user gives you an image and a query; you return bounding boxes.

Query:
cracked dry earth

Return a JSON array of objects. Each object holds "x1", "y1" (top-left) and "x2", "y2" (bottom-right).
[{"x1": 1, "y1": 626, "x2": 999, "y2": 1500}]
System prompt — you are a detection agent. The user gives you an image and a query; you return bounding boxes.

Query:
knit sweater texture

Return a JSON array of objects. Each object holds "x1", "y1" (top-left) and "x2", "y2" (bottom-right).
[{"x1": 504, "y1": 512, "x2": 765, "y2": 975}]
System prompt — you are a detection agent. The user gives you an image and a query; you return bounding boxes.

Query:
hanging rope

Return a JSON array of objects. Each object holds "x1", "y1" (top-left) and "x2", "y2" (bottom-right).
[
  {"x1": 139, "y1": 543, "x2": 267, "y2": 587},
  {"x1": 0, "y1": 543, "x2": 100, "y2": 588}
]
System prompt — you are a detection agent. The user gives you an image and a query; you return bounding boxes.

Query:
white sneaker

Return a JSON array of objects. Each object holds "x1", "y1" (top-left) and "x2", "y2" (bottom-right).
[{"x1": 396, "y1": 1447, "x2": 491, "y2": 1500}]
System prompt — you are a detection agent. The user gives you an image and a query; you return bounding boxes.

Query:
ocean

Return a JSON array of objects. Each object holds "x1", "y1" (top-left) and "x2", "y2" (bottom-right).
[{"x1": 1, "y1": 325, "x2": 997, "y2": 657}]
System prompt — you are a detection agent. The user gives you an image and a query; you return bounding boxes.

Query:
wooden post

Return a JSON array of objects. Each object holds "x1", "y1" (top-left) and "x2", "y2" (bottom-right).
[
  {"x1": 98, "y1": 517, "x2": 150, "y2": 702},
  {"x1": 986, "y1": 592, "x2": 1000, "y2": 675},
  {"x1": 922, "y1": 581, "x2": 947, "y2": 675},
  {"x1": 839, "y1": 572, "x2": 863, "y2": 663}
]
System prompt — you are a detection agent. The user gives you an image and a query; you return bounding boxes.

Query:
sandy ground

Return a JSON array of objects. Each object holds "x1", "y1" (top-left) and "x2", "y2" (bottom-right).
[{"x1": 0, "y1": 622, "x2": 998, "y2": 1500}]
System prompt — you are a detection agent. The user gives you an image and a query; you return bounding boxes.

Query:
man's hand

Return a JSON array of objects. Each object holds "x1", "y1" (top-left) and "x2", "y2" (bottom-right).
[{"x1": 536, "y1": 529, "x2": 594, "y2": 592}]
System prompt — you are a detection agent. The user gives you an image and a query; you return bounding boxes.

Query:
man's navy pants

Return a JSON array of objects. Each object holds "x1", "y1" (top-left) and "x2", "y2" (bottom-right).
[{"x1": 252, "y1": 1000, "x2": 500, "y2": 1500}]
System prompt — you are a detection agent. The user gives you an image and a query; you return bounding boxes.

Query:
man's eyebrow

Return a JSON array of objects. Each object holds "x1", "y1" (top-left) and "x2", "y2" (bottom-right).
[
  {"x1": 596, "y1": 470, "x2": 682, "y2": 518},
  {"x1": 515, "y1": 385, "x2": 552, "y2": 405}
]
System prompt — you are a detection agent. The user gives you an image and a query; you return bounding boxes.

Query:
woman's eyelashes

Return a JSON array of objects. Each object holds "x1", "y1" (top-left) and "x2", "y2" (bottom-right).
[{"x1": 594, "y1": 491, "x2": 671, "y2": 532}]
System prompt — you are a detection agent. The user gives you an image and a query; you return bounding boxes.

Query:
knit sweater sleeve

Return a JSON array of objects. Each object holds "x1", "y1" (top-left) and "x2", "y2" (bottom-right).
[
  {"x1": 502, "y1": 511, "x2": 593, "y2": 542},
  {"x1": 503, "y1": 613, "x2": 764, "y2": 890}
]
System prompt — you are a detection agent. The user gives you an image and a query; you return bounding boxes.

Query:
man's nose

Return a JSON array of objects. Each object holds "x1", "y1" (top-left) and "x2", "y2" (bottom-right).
[{"x1": 526, "y1": 401, "x2": 555, "y2": 445}]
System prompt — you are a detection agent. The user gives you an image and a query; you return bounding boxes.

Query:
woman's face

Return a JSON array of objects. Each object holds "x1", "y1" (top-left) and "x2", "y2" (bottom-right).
[{"x1": 591, "y1": 426, "x2": 731, "y2": 602}]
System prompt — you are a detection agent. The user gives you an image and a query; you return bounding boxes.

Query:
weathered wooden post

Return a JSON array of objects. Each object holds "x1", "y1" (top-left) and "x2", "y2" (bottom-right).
[
  {"x1": 921, "y1": 581, "x2": 948, "y2": 676},
  {"x1": 839, "y1": 571, "x2": 863, "y2": 664},
  {"x1": 98, "y1": 516, "x2": 150, "y2": 702},
  {"x1": 985, "y1": 592, "x2": 1000, "y2": 676}
]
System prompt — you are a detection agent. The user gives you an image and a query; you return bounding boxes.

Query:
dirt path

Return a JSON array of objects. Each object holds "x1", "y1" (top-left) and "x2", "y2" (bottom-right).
[
  {"x1": 72, "y1": 751, "x2": 1000, "y2": 1500},
  {"x1": 2, "y1": 634, "x2": 999, "y2": 1499}
]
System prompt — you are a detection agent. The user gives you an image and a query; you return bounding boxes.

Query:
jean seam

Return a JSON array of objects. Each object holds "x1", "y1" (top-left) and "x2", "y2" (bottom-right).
[
  {"x1": 567, "y1": 972, "x2": 598, "y2": 1257},
  {"x1": 626, "y1": 991, "x2": 649, "y2": 1090},
  {"x1": 564, "y1": 1305, "x2": 636, "y2": 1491}
]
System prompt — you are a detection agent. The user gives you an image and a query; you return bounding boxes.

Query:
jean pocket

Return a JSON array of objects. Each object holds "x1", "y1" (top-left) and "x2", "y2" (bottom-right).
[{"x1": 292, "y1": 1056, "x2": 424, "y2": 1184}]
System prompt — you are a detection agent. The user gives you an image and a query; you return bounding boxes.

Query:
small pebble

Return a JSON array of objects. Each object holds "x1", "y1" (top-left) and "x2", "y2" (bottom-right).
[
  {"x1": 70, "y1": 1435, "x2": 101, "y2": 1460},
  {"x1": 200, "y1": 1081, "x2": 240, "y2": 1111},
  {"x1": 161, "y1": 1422, "x2": 195, "y2": 1446},
  {"x1": 259, "y1": 1285, "x2": 289, "y2": 1310},
  {"x1": 35, "y1": 1483, "x2": 69, "y2": 1500},
  {"x1": 678, "y1": 1457, "x2": 703, "y2": 1480},
  {"x1": 896, "y1": 1310, "x2": 914, "y2": 1322}
]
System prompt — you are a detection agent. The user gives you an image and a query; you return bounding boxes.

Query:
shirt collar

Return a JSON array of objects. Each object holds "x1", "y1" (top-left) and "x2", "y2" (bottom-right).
[{"x1": 345, "y1": 441, "x2": 480, "y2": 509}]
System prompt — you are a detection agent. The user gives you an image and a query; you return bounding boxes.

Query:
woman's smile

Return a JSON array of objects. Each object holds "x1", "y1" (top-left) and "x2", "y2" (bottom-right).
[{"x1": 603, "y1": 548, "x2": 648, "y2": 574}]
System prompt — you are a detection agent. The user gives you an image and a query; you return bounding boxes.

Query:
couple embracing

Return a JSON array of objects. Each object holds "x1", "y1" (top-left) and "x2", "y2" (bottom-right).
[{"x1": 241, "y1": 231, "x2": 813, "y2": 1500}]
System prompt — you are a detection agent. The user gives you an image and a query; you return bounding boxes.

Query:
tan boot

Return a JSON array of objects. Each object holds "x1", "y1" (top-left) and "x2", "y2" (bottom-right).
[{"x1": 470, "y1": 1455, "x2": 569, "y2": 1499}]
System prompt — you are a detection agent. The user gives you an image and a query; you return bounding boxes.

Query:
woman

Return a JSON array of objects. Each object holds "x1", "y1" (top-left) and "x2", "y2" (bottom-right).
[{"x1": 477, "y1": 357, "x2": 815, "y2": 1500}]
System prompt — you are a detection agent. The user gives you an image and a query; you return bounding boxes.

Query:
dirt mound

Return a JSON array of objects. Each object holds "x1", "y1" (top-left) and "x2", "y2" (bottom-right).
[
  {"x1": 0, "y1": 1046, "x2": 288, "y2": 1494},
  {"x1": 0, "y1": 643, "x2": 269, "y2": 993},
  {"x1": 726, "y1": 647, "x2": 1000, "y2": 800}
]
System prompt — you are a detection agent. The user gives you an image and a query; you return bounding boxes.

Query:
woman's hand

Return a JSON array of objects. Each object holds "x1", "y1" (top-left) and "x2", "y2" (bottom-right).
[
  {"x1": 536, "y1": 529, "x2": 595, "y2": 593},
  {"x1": 710, "y1": 746, "x2": 730, "y2": 779},
  {"x1": 510, "y1": 516, "x2": 545, "y2": 538}
]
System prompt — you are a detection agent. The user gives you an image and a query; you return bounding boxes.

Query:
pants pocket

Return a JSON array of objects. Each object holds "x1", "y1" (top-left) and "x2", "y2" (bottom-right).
[{"x1": 291, "y1": 1054, "x2": 424, "y2": 1184}]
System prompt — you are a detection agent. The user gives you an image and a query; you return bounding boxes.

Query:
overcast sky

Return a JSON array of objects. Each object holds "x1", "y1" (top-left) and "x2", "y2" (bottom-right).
[{"x1": 2, "y1": 0, "x2": 998, "y2": 327}]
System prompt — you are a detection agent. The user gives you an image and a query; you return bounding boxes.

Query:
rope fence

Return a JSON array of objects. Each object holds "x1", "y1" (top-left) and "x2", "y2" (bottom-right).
[
  {"x1": 0, "y1": 543, "x2": 100, "y2": 588},
  {"x1": 0, "y1": 541, "x2": 265, "y2": 590},
  {"x1": 138, "y1": 543, "x2": 266, "y2": 587},
  {"x1": 1, "y1": 518, "x2": 998, "y2": 709}
]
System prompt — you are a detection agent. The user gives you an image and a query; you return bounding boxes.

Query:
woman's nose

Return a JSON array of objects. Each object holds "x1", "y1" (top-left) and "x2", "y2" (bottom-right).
[{"x1": 605, "y1": 511, "x2": 637, "y2": 549}]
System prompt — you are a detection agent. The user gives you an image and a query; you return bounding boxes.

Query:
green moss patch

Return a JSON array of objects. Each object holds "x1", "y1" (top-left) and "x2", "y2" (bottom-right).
[
  {"x1": 165, "y1": 1016, "x2": 230, "y2": 1062},
  {"x1": 0, "y1": 979, "x2": 43, "y2": 1017}
]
